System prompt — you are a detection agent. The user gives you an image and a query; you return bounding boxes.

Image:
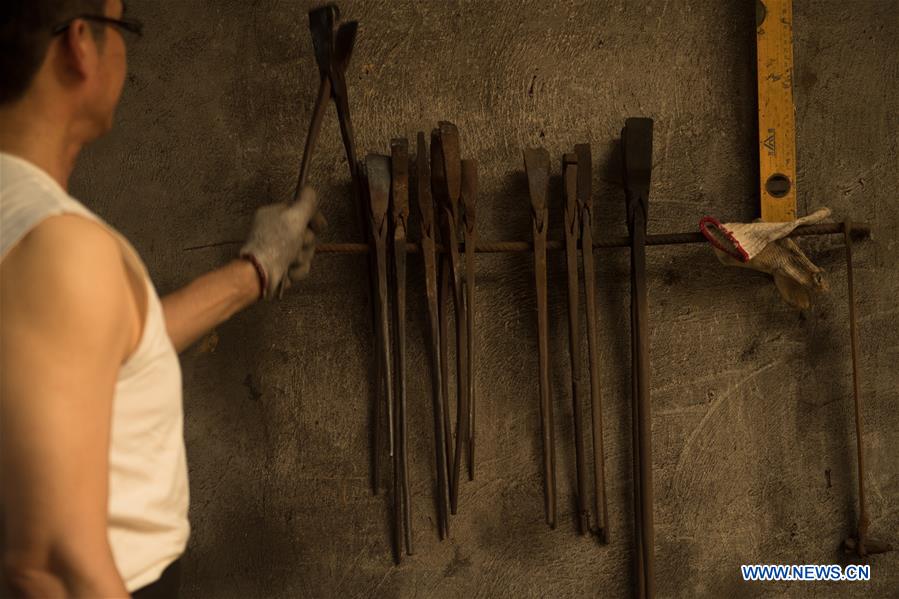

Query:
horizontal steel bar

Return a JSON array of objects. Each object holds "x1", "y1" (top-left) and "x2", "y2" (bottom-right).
[{"x1": 314, "y1": 222, "x2": 869, "y2": 254}]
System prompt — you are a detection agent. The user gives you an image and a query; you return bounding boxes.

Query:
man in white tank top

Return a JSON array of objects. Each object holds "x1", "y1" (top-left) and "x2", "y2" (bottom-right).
[{"x1": 0, "y1": 1, "x2": 323, "y2": 597}]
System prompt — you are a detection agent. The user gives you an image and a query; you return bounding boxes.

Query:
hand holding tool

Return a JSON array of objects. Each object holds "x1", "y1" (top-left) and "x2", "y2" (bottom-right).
[
  {"x1": 416, "y1": 132, "x2": 451, "y2": 539},
  {"x1": 623, "y1": 117, "x2": 656, "y2": 599},
  {"x1": 461, "y1": 159, "x2": 479, "y2": 481},
  {"x1": 390, "y1": 138, "x2": 413, "y2": 556},
  {"x1": 239, "y1": 188, "x2": 322, "y2": 299},
  {"x1": 524, "y1": 147, "x2": 556, "y2": 529},
  {"x1": 300, "y1": 5, "x2": 387, "y2": 495}
]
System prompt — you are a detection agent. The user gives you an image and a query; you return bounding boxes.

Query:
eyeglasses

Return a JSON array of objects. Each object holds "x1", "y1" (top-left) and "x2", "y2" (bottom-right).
[{"x1": 52, "y1": 15, "x2": 144, "y2": 37}]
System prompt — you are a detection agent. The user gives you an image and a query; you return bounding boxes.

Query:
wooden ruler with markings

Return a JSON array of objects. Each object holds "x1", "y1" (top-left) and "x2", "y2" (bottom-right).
[{"x1": 756, "y1": 0, "x2": 797, "y2": 222}]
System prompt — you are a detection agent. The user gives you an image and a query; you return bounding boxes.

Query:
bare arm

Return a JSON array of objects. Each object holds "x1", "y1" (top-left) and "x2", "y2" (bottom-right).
[
  {"x1": 1, "y1": 216, "x2": 134, "y2": 598},
  {"x1": 160, "y1": 259, "x2": 260, "y2": 353}
]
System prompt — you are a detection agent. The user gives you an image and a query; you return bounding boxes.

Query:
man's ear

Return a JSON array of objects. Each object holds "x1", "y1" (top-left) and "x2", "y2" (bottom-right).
[{"x1": 59, "y1": 19, "x2": 98, "y2": 80}]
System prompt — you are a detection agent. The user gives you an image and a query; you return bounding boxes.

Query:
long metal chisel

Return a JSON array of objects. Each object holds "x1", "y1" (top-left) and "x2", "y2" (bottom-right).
[
  {"x1": 365, "y1": 154, "x2": 399, "y2": 562},
  {"x1": 524, "y1": 147, "x2": 556, "y2": 529},
  {"x1": 431, "y1": 131, "x2": 456, "y2": 504},
  {"x1": 437, "y1": 122, "x2": 469, "y2": 515},
  {"x1": 576, "y1": 143, "x2": 609, "y2": 542},
  {"x1": 416, "y1": 132, "x2": 451, "y2": 539},
  {"x1": 841, "y1": 221, "x2": 892, "y2": 557},
  {"x1": 623, "y1": 118, "x2": 655, "y2": 598},
  {"x1": 391, "y1": 139, "x2": 413, "y2": 556},
  {"x1": 563, "y1": 153, "x2": 589, "y2": 535},
  {"x1": 461, "y1": 159, "x2": 479, "y2": 481}
]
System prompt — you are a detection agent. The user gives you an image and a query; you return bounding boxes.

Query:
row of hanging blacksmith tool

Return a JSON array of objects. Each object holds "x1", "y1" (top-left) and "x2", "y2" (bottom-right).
[
  {"x1": 359, "y1": 121, "x2": 651, "y2": 573},
  {"x1": 360, "y1": 123, "x2": 479, "y2": 563}
]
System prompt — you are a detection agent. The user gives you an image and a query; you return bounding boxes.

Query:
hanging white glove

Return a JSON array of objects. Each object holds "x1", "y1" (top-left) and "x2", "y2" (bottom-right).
[{"x1": 700, "y1": 208, "x2": 831, "y2": 310}]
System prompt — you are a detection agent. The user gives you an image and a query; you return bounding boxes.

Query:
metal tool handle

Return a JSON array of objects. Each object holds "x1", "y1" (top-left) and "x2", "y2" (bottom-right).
[{"x1": 295, "y1": 77, "x2": 332, "y2": 199}]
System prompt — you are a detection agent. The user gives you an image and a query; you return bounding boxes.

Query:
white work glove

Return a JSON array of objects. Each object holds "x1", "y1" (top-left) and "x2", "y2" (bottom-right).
[
  {"x1": 240, "y1": 187, "x2": 326, "y2": 299},
  {"x1": 700, "y1": 208, "x2": 831, "y2": 310}
]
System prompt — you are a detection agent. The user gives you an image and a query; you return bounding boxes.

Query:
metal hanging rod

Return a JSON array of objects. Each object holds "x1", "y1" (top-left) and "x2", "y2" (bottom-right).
[
  {"x1": 312, "y1": 222, "x2": 869, "y2": 254},
  {"x1": 181, "y1": 222, "x2": 868, "y2": 254}
]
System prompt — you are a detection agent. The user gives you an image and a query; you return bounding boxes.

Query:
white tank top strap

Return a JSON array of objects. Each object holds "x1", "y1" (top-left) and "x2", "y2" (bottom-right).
[{"x1": 1, "y1": 153, "x2": 146, "y2": 281}]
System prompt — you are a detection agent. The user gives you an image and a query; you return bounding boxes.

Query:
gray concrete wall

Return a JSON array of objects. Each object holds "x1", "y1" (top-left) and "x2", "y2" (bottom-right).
[{"x1": 71, "y1": 1, "x2": 898, "y2": 597}]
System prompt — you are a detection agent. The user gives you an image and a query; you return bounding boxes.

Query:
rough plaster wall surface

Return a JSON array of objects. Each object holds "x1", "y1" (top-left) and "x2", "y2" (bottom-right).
[{"x1": 70, "y1": 1, "x2": 897, "y2": 597}]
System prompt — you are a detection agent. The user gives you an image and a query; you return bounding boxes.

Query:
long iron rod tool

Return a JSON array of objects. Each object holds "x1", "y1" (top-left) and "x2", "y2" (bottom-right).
[
  {"x1": 562, "y1": 153, "x2": 590, "y2": 535},
  {"x1": 365, "y1": 155, "x2": 399, "y2": 561},
  {"x1": 391, "y1": 139, "x2": 413, "y2": 556},
  {"x1": 431, "y1": 132, "x2": 456, "y2": 504},
  {"x1": 576, "y1": 143, "x2": 609, "y2": 542},
  {"x1": 302, "y1": 6, "x2": 388, "y2": 497},
  {"x1": 461, "y1": 159, "x2": 479, "y2": 481},
  {"x1": 524, "y1": 147, "x2": 557, "y2": 529},
  {"x1": 437, "y1": 122, "x2": 469, "y2": 515},
  {"x1": 628, "y1": 256, "x2": 644, "y2": 598},
  {"x1": 623, "y1": 118, "x2": 655, "y2": 598},
  {"x1": 357, "y1": 163, "x2": 383, "y2": 493},
  {"x1": 416, "y1": 133, "x2": 451, "y2": 539},
  {"x1": 842, "y1": 221, "x2": 892, "y2": 557}
]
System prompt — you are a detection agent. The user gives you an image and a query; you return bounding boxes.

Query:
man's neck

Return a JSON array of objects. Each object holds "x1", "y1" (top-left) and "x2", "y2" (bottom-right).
[{"x1": 0, "y1": 100, "x2": 83, "y2": 191}]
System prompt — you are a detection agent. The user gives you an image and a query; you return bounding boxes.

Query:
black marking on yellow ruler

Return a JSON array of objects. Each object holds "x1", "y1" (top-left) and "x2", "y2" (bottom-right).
[{"x1": 764, "y1": 129, "x2": 776, "y2": 155}]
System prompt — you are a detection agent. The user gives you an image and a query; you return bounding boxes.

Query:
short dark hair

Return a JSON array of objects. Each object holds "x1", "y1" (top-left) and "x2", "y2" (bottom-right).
[{"x1": 0, "y1": 0, "x2": 107, "y2": 105}]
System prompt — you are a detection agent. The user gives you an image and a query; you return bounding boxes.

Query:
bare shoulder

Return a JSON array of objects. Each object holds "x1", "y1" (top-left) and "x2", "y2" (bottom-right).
[
  {"x1": 0, "y1": 214, "x2": 134, "y2": 360},
  {"x1": 8, "y1": 212, "x2": 120, "y2": 256},
  {"x1": 2, "y1": 214, "x2": 124, "y2": 298}
]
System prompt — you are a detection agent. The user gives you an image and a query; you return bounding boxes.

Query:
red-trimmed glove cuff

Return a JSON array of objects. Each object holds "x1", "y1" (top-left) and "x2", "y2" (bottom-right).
[
  {"x1": 240, "y1": 253, "x2": 268, "y2": 300},
  {"x1": 699, "y1": 216, "x2": 751, "y2": 262}
]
